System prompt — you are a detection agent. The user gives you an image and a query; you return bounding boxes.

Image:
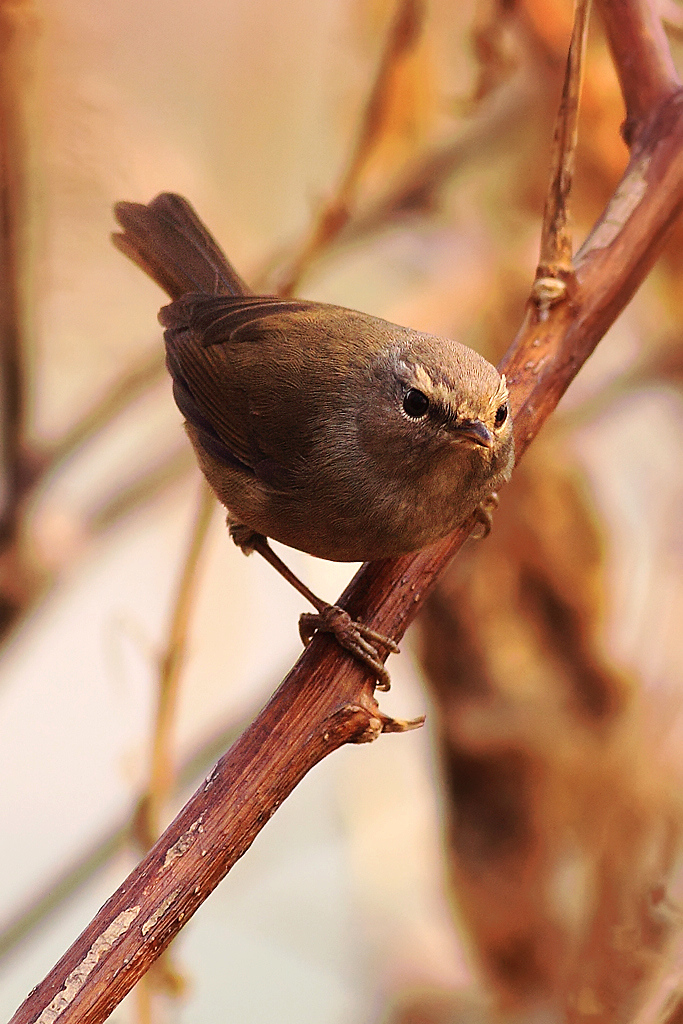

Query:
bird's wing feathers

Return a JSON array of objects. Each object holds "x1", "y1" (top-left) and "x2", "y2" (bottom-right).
[
  {"x1": 159, "y1": 293, "x2": 312, "y2": 344},
  {"x1": 162, "y1": 295, "x2": 338, "y2": 485}
]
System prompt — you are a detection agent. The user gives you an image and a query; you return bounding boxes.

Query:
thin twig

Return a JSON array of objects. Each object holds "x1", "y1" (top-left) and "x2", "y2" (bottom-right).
[
  {"x1": 86, "y1": 446, "x2": 195, "y2": 535},
  {"x1": 107, "y1": 472, "x2": 214, "y2": 1013},
  {"x1": 335, "y1": 0, "x2": 426, "y2": 204},
  {"x1": 274, "y1": 0, "x2": 427, "y2": 296},
  {"x1": 338, "y1": 68, "x2": 533, "y2": 247},
  {"x1": 536, "y1": 0, "x2": 592, "y2": 287},
  {"x1": 130, "y1": 479, "x2": 212, "y2": 1018},
  {"x1": 139, "y1": 480, "x2": 215, "y2": 848},
  {"x1": 0, "y1": 0, "x2": 32, "y2": 543},
  {"x1": 43, "y1": 350, "x2": 166, "y2": 470}
]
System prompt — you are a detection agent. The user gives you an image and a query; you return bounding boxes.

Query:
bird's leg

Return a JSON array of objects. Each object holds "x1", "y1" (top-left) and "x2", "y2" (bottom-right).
[
  {"x1": 470, "y1": 492, "x2": 499, "y2": 540},
  {"x1": 228, "y1": 521, "x2": 399, "y2": 691}
]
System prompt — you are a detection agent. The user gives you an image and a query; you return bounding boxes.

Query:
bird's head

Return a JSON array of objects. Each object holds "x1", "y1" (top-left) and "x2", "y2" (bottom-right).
[{"x1": 359, "y1": 329, "x2": 514, "y2": 484}]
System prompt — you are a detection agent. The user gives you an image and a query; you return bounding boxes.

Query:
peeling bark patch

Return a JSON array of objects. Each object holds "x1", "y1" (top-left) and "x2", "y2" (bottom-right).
[
  {"x1": 162, "y1": 818, "x2": 202, "y2": 870},
  {"x1": 35, "y1": 907, "x2": 141, "y2": 1024},
  {"x1": 579, "y1": 158, "x2": 650, "y2": 253},
  {"x1": 141, "y1": 889, "x2": 181, "y2": 936}
]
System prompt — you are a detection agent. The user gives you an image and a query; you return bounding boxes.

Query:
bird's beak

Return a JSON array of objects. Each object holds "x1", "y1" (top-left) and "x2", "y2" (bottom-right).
[{"x1": 453, "y1": 418, "x2": 494, "y2": 448}]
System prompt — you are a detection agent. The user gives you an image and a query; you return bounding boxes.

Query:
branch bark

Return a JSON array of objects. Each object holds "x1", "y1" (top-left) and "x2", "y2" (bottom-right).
[
  {"x1": 10, "y1": 2, "x2": 683, "y2": 1022},
  {"x1": 599, "y1": 0, "x2": 679, "y2": 143}
]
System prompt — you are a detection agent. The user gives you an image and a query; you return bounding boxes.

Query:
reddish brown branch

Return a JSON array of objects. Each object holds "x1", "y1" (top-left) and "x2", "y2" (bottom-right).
[
  {"x1": 11, "y1": 656, "x2": 387, "y2": 1024},
  {"x1": 10, "y1": 2, "x2": 683, "y2": 1022},
  {"x1": 537, "y1": 0, "x2": 591, "y2": 281},
  {"x1": 599, "y1": 0, "x2": 680, "y2": 143}
]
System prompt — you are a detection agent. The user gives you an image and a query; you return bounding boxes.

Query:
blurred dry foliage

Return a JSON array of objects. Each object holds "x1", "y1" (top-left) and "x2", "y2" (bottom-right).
[
  {"x1": 3, "y1": 0, "x2": 683, "y2": 1022},
  {"x1": 411, "y1": 5, "x2": 683, "y2": 1024},
  {"x1": 416, "y1": 441, "x2": 683, "y2": 1023}
]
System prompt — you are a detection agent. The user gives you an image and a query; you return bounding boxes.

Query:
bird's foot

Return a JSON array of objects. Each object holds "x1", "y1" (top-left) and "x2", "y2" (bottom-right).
[
  {"x1": 228, "y1": 523, "x2": 400, "y2": 690},
  {"x1": 299, "y1": 604, "x2": 399, "y2": 691},
  {"x1": 471, "y1": 492, "x2": 499, "y2": 540}
]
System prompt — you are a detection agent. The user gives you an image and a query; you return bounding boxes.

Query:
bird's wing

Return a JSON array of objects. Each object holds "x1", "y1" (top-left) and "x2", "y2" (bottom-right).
[{"x1": 161, "y1": 294, "x2": 334, "y2": 486}]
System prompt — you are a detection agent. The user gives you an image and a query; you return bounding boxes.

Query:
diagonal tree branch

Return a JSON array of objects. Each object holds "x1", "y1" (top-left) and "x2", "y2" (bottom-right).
[{"x1": 9, "y1": 1, "x2": 683, "y2": 1022}]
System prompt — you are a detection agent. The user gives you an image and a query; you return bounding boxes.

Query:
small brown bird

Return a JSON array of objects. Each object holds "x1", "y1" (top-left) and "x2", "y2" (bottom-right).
[{"x1": 113, "y1": 194, "x2": 514, "y2": 687}]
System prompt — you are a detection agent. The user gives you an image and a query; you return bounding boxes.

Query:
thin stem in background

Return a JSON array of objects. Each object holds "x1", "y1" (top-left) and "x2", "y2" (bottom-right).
[
  {"x1": 0, "y1": 0, "x2": 32, "y2": 544},
  {"x1": 537, "y1": 0, "x2": 592, "y2": 283},
  {"x1": 140, "y1": 479, "x2": 215, "y2": 847},
  {"x1": 273, "y1": 0, "x2": 428, "y2": 296},
  {"x1": 43, "y1": 349, "x2": 166, "y2": 470},
  {"x1": 132, "y1": 481, "x2": 214, "y2": 1019}
]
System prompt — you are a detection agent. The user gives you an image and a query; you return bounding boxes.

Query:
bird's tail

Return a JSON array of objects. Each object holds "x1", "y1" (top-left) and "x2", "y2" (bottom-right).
[{"x1": 112, "y1": 192, "x2": 252, "y2": 301}]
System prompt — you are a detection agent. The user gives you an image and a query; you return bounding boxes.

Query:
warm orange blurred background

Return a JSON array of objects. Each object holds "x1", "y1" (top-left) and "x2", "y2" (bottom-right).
[{"x1": 2, "y1": 1, "x2": 683, "y2": 1022}]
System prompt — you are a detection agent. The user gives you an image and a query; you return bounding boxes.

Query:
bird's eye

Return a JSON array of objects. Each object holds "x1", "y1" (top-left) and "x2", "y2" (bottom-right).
[
  {"x1": 403, "y1": 388, "x2": 430, "y2": 419},
  {"x1": 494, "y1": 403, "x2": 508, "y2": 428}
]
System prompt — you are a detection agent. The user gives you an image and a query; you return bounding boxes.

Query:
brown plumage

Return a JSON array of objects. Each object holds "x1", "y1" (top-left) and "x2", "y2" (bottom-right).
[{"x1": 113, "y1": 193, "x2": 514, "y2": 686}]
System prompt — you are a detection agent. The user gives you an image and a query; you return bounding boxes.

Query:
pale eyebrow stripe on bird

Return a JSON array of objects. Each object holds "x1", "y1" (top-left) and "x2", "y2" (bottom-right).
[{"x1": 487, "y1": 374, "x2": 509, "y2": 415}]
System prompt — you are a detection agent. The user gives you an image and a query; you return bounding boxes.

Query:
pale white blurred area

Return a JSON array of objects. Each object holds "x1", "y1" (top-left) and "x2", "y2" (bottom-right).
[
  {"x1": 0, "y1": 0, "x2": 476, "y2": 1019},
  {"x1": 0, "y1": 473, "x2": 466, "y2": 1021},
  {"x1": 33, "y1": 0, "x2": 354, "y2": 441}
]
